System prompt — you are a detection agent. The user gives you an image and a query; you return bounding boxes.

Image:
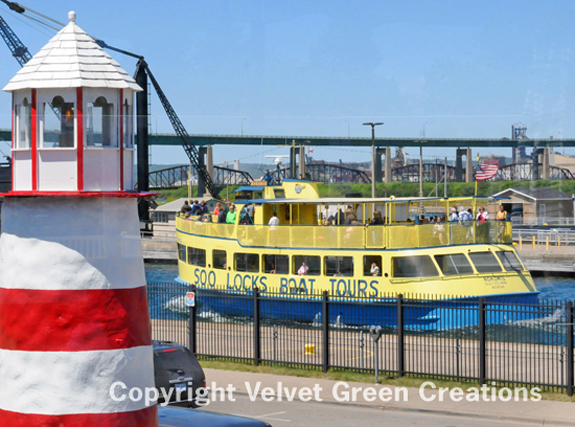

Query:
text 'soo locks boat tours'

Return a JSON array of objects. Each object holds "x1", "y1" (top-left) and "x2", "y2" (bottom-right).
[{"x1": 175, "y1": 179, "x2": 538, "y2": 330}]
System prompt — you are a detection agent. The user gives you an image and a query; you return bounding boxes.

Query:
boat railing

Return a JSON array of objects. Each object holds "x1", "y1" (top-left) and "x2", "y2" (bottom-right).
[{"x1": 176, "y1": 216, "x2": 512, "y2": 249}]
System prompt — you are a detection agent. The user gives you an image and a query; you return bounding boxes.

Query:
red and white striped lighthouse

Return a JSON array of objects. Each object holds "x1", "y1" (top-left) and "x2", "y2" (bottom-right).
[{"x1": 0, "y1": 11, "x2": 157, "y2": 427}]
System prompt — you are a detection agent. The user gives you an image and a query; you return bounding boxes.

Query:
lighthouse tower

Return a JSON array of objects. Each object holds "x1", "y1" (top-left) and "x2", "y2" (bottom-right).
[{"x1": 0, "y1": 11, "x2": 157, "y2": 427}]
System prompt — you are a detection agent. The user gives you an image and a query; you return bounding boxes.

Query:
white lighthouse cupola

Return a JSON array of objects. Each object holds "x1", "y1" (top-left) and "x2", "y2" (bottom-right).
[{"x1": 4, "y1": 11, "x2": 141, "y2": 193}]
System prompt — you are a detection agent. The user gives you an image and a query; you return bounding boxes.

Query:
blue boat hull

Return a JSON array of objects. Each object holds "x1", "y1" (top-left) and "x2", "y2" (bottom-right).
[{"x1": 197, "y1": 290, "x2": 541, "y2": 331}]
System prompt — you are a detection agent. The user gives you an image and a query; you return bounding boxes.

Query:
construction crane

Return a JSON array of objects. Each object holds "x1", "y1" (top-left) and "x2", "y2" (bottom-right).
[{"x1": 0, "y1": 1, "x2": 32, "y2": 66}]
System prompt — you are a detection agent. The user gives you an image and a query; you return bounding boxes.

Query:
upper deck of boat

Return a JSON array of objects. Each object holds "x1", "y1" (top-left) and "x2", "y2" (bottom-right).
[{"x1": 175, "y1": 179, "x2": 511, "y2": 251}]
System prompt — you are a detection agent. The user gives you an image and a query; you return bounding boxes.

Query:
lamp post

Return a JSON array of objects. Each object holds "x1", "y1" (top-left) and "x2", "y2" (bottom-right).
[
  {"x1": 363, "y1": 122, "x2": 383, "y2": 198},
  {"x1": 241, "y1": 118, "x2": 246, "y2": 136}
]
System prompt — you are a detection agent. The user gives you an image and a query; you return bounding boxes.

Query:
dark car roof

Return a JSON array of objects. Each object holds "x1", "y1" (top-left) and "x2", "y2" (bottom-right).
[
  {"x1": 153, "y1": 340, "x2": 187, "y2": 352},
  {"x1": 158, "y1": 406, "x2": 272, "y2": 427}
]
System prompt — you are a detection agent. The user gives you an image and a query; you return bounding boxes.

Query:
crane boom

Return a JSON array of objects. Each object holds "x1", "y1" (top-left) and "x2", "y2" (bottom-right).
[
  {"x1": 0, "y1": 13, "x2": 31, "y2": 66},
  {"x1": 142, "y1": 60, "x2": 216, "y2": 197}
]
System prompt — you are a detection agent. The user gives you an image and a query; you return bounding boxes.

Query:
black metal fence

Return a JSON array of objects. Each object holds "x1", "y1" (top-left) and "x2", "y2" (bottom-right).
[{"x1": 147, "y1": 281, "x2": 575, "y2": 395}]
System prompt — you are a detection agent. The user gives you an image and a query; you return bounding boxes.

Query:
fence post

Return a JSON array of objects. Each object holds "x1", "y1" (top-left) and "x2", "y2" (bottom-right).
[
  {"x1": 566, "y1": 301, "x2": 574, "y2": 397},
  {"x1": 188, "y1": 284, "x2": 196, "y2": 354},
  {"x1": 322, "y1": 291, "x2": 330, "y2": 373},
  {"x1": 253, "y1": 287, "x2": 261, "y2": 366},
  {"x1": 479, "y1": 297, "x2": 486, "y2": 385},
  {"x1": 397, "y1": 294, "x2": 405, "y2": 377}
]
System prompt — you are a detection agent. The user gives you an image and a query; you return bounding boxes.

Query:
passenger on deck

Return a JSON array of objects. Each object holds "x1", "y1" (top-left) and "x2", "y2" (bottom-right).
[
  {"x1": 214, "y1": 202, "x2": 223, "y2": 216},
  {"x1": 367, "y1": 211, "x2": 384, "y2": 226},
  {"x1": 370, "y1": 262, "x2": 380, "y2": 276},
  {"x1": 217, "y1": 208, "x2": 227, "y2": 223},
  {"x1": 344, "y1": 208, "x2": 357, "y2": 225},
  {"x1": 268, "y1": 212, "x2": 279, "y2": 227},
  {"x1": 180, "y1": 200, "x2": 192, "y2": 214},
  {"x1": 433, "y1": 216, "x2": 445, "y2": 244},
  {"x1": 298, "y1": 262, "x2": 309, "y2": 276},
  {"x1": 226, "y1": 205, "x2": 237, "y2": 224}
]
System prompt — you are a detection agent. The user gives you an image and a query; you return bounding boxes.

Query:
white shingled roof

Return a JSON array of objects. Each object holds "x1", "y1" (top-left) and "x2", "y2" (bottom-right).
[{"x1": 3, "y1": 11, "x2": 141, "y2": 92}]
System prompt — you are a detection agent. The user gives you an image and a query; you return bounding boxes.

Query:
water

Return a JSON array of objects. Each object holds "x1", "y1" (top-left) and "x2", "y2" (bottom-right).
[{"x1": 145, "y1": 263, "x2": 575, "y2": 300}]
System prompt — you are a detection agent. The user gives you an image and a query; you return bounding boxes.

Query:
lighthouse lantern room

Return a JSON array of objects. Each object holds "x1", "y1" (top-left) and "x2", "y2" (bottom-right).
[{"x1": 5, "y1": 11, "x2": 140, "y2": 193}]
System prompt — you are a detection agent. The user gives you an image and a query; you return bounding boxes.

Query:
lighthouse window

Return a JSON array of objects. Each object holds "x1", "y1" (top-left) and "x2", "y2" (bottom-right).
[
  {"x1": 187, "y1": 247, "x2": 206, "y2": 267},
  {"x1": 43, "y1": 96, "x2": 75, "y2": 148},
  {"x1": 292, "y1": 255, "x2": 321, "y2": 276},
  {"x1": 177, "y1": 243, "x2": 186, "y2": 262},
  {"x1": 235, "y1": 253, "x2": 259, "y2": 272},
  {"x1": 468, "y1": 252, "x2": 503, "y2": 273},
  {"x1": 123, "y1": 100, "x2": 133, "y2": 148},
  {"x1": 87, "y1": 96, "x2": 116, "y2": 147},
  {"x1": 213, "y1": 250, "x2": 227, "y2": 269},
  {"x1": 434, "y1": 254, "x2": 474, "y2": 276},
  {"x1": 263, "y1": 254, "x2": 289, "y2": 274},
  {"x1": 15, "y1": 98, "x2": 31, "y2": 149},
  {"x1": 324, "y1": 256, "x2": 354, "y2": 277},
  {"x1": 496, "y1": 251, "x2": 523, "y2": 272},
  {"x1": 392, "y1": 256, "x2": 439, "y2": 278}
]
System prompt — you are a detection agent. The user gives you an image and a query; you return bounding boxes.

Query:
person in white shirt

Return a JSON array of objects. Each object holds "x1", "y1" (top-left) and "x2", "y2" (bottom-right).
[
  {"x1": 370, "y1": 262, "x2": 380, "y2": 276},
  {"x1": 268, "y1": 212, "x2": 279, "y2": 227},
  {"x1": 449, "y1": 207, "x2": 459, "y2": 222},
  {"x1": 298, "y1": 262, "x2": 309, "y2": 276}
]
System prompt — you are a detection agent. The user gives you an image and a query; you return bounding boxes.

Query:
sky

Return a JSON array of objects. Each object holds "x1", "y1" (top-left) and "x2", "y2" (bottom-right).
[{"x1": 1, "y1": 0, "x2": 574, "y2": 166}]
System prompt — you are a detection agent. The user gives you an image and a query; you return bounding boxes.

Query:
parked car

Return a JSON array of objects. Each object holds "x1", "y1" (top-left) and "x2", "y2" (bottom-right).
[
  {"x1": 153, "y1": 340, "x2": 205, "y2": 407},
  {"x1": 158, "y1": 406, "x2": 272, "y2": 427}
]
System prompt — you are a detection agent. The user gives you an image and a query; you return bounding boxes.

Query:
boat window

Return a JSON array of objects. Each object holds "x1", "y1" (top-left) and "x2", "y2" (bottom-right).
[
  {"x1": 274, "y1": 189, "x2": 285, "y2": 199},
  {"x1": 434, "y1": 254, "x2": 474, "y2": 276},
  {"x1": 468, "y1": 252, "x2": 503, "y2": 273},
  {"x1": 187, "y1": 247, "x2": 206, "y2": 267},
  {"x1": 363, "y1": 255, "x2": 382, "y2": 276},
  {"x1": 496, "y1": 251, "x2": 523, "y2": 271},
  {"x1": 235, "y1": 253, "x2": 259, "y2": 273},
  {"x1": 392, "y1": 256, "x2": 439, "y2": 278},
  {"x1": 177, "y1": 243, "x2": 186, "y2": 262},
  {"x1": 213, "y1": 250, "x2": 227, "y2": 269},
  {"x1": 263, "y1": 254, "x2": 289, "y2": 274},
  {"x1": 293, "y1": 255, "x2": 321, "y2": 276},
  {"x1": 324, "y1": 256, "x2": 353, "y2": 277}
]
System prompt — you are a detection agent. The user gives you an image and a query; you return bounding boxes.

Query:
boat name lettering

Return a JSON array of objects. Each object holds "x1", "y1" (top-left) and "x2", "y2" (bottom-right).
[
  {"x1": 329, "y1": 279, "x2": 378, "y2": 297},
  {"x1": 280, "y1": 278, "x2": 315, "y2": 295},
  {"x1": 192, "y1": 268, "x2": 267, "y2": 291},
  {"x1": 483, "y1": 276, "x2": 507, "y2": 288}
]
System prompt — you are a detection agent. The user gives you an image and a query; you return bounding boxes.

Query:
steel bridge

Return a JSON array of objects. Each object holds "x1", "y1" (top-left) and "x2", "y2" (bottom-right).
[
  {"x1": 148, "y1": 165, "x2": 253, "y2": 189},
  {"x1": 494, "y1": 163, "x2": 575, "y2": 181}
]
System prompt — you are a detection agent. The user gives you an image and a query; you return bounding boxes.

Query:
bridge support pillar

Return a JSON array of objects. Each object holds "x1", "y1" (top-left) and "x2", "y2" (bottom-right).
[
  {"x1": 543, "y1": 147, "x2": 550, "y2": 180},
  {"x1": 455, "y1": 148, "x2": 464, "y2": 182},
  {"x1": 385, "y1": 147, "x2": 392, "y2": 184},
  {"x1": 197, "y1": 146, "x2": 207, "y2": 196},
  {"x1": 299, "y1": 146, "x2": 306, "y2": 178},
  {"x1": 374, "y1": 148, "x2": 383, "y2": 184},
  {"x1": 290, "y1": 146, "x2": 297, "y2": 178},
  {"x1": 205, "y1": 146, "x2": 214, "y2": 195},
  {"x1": 466, "y1": 148, "x2": 473, "y2": 182}
]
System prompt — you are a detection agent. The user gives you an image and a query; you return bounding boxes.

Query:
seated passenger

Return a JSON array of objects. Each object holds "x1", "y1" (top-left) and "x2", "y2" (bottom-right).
[
  {"x1": 370, "y1": 262, "x2": 380, "y2": 276},
  {"x1": 298, "y1": 262, "x2": 309, "y2": 276},
  {"x1": 367, "y1": 211, "x2": 384, "y2": 226}
]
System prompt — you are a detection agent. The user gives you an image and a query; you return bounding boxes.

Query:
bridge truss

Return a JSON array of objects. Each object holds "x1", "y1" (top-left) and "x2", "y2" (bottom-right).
[{"x1": 148, "y1": 165, "x2": 253, "y2": 189}]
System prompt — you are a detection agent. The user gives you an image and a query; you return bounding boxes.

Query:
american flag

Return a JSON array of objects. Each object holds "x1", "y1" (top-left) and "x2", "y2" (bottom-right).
[
  {"x1": 476, "y1": 163, "x2": 499, "y2": 181},
  {"x1": 308, "y1": 147, "x2": 314, "y2": 154}
]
